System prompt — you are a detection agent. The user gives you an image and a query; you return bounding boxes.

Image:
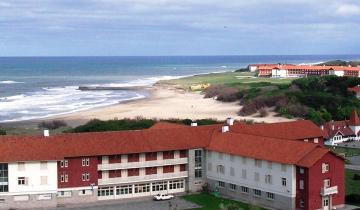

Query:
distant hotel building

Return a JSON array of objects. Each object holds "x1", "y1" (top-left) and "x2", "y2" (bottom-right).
[
  {"x1": 0, "y1": 120, "x2": 345, "y2": 210},
  {"x1": 249, "y1": 64, "x2": 360, "y2": 78}
]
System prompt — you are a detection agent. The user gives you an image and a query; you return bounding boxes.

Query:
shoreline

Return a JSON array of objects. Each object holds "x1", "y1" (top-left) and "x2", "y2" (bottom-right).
[{"x1": 1, "y1": 82, "x2": 293, "y2": 130}]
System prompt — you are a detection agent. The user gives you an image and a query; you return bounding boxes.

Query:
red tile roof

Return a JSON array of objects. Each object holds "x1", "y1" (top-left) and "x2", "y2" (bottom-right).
[
  {"x1": 349, "y1": 109, "x2": 360, "y2": 126},
  {"x1": 322, "y1": 120, "x2": 355, "y2": 139},
  {"x1": 296, "y1": 147, "x2": 331, "y2": 167},
  {"x1": 230, "y1": 120, "x2": 323, "y2": 140},
  {"x1": 348, "y1": 86, "x2": 360, "y2": 94},
  {"x1": 150, "y1": 122, "x2": 188, "y2": 130},
  {"x1": 207, "y1": 132, "x2": 323, "y2": 165},
  {"x1": 256, "y1": 64, "x2": 360, "y2": 72},
  {"x1": 0, "y1": 120, "x2": 338, "y2": 167}
]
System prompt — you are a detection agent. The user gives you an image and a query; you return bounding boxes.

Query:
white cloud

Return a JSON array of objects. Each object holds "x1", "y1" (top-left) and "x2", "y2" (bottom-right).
[{"x1": 336, "y1": 4, "x2": 360, "y2": 16}]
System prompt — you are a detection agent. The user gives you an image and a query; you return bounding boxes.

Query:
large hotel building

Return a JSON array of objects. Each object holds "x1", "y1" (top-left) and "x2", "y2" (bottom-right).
[
  {"x1": 0, "y1": 120, "x2": 345, "y2": 210},
  {"x1": 249, "y1": 64, "x2": 360, "y2": 78}
]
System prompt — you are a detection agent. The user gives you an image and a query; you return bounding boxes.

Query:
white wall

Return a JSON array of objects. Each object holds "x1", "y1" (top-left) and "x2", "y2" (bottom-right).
[
  {"x1": 8, "y1": 161, "x2": 58, "y2": 194},
  {"x1": 330, "y1": 70, "x2": 344, "y2": 77},
  {"x1": 206, "y1": 151, "x2": 296, "y2": 198},
  {"x1": 271, "y1": 69, "x2": 287, "y2": 77}
]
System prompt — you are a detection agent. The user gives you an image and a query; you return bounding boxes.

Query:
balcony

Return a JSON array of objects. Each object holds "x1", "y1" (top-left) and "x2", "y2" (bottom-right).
[
  {"x1": 98, "y1": 158, "x2": 188, "y2": 171},
  {"x1": 98, "y1": 171, "x2": 188, "y2": 185},
  {"x1": 321, "y1": 186, "x2": 338, "y2": 196}
]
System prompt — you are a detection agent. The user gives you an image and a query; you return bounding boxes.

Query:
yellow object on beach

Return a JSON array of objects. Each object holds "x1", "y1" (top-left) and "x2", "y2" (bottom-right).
[{"x1": 190, "y1": 83, "x2": 210, "y2": 91}]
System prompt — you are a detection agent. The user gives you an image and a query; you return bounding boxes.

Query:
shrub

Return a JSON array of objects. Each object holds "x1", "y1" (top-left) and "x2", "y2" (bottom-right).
[
  {"x1": 38, "y1": 120, "x2": 67, "y2": 130},
  {"x1": 258, "y1": 108, "x2": 269, "y2": 117},
  {"x1": 203, "y1": 85, "x2": 241, "y2": 102},
  {"x1": 353, "y1": 173, "x2": 360, "y2": 180},
  {"x1": 67, "y1": 118, "x2": 156, "y2": 133},
  {"x1": 238, "y1": 101, "x2": 258, "y2": 116},
  {"x1": 346, "y1": 194, "x2": 360, "y2": 205},
  {"x1": 0, "y1": 129, "x2": 6, "y2": 135}
]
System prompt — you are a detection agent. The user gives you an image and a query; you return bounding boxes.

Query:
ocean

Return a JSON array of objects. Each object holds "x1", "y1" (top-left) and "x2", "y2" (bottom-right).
[{"x1": 1, "y1": 55, "x2": 359, "y2": 123}]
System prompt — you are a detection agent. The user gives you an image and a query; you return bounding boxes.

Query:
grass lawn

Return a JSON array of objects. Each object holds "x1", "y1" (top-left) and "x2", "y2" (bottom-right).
[
  {"x1": 158, "y1": 71, "x2": 294, "y2": 89},
  {"x1": 182, "y1": 193, "x2": 267, "y2": 210},
  {"x1": 327, "y1": 146, "x2": 360, "y2": 157},
  {"x1": 346, "y1": 169, "x2": 360, "y2": 195}
]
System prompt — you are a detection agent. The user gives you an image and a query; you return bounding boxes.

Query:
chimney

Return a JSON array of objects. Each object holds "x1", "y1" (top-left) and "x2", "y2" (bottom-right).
[
  {"x1": 226, "y1": 117, "x2": 234, "y2": 126},
  {"x1": 222, "y1": 125, "x2": 229, "y2": 133},
  {"x1": 43, "y1": 130, "x2": 50, "y2": 137},
  {"x1": 190, "y1": 122, "x2": 198, "y2": 127},
  {"x1": 320, "y1": 125, "x2": 324, "y2": 130},
  {"x1": 332, "y1": 124, "x2": 335, "y2": 130}
]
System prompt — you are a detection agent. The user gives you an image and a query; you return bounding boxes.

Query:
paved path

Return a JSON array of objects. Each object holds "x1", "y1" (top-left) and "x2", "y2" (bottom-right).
[{"x1": 44, "y1": 197, "x2": 200, "y2": 210}]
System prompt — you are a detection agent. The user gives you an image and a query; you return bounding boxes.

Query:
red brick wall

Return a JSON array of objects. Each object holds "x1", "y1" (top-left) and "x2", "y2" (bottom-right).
[
  {"x1": 128, "y1": 154, "x2": 139, "y2": 162},
  {"x1": 109, "y1": 155, "x2": 122, "y2": 163},
  {"x1": 146, "y1": 167, "x2": 157, "y2": 175},
  {"x1": 180, "y1": 150, "x2": 187, "y2": 158},
  {"x1": 145, "y1": 152, "x2": 157, "y2": 161},
  {"x1": 163, "y1": 151, "x2": 174, "y2": 159},
  {"x1": 163, "y1": 165, "x2": 174, "y2": 173},
  {"x1": 296, "y1": 167, "x2": 309, "y2": 209},
  {"x1": 306, "y1": 153, "x2": 345, "y2": 210},
  {"x1": 128, "y1": 168, "x2": 139, "y2": 176},
  {"x1": 109, "y1": 170, "x2": 121, "y2": 178},
  {"x1": 58, "y1": 156, "x2": 98, "y2": 188}
]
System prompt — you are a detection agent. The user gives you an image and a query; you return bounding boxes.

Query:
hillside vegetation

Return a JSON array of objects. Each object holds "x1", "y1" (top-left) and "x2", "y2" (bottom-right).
[{"x1": 317, "y1": 60, "x2": 360, "y2": 67}]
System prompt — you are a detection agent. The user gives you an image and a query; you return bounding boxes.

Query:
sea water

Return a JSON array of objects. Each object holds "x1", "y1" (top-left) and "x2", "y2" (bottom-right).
[{"x1": 0, "y1": 55, "x2": 359, "y2": 122}]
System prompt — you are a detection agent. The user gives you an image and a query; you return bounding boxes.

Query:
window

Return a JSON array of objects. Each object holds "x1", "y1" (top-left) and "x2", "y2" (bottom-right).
[
  {"x1": 152, "y1": 181, "x2": 167, "y2": 192},
  {"x1": 255, "y1": 159, "x2": 262, "y2": 167},
  {"x1": 128, "y1": 168, "x2": 140, "y2": 176},
  {"x1": 195, "y1": 169, "x2": 202, "y2": 178},
  {"x1": 324, "y1": 179, "x2": 331, "y2": 188},
  {"x1": 300, "y1": 180, "x2": 304, "y2": 189},
  {"x1": 180, "y1": 164, "x2": 186, "y2": 172},
  {"x1": 40, "y1": 161, "x2": 47, "y2": 170},
  {"x1": 18, "y1": 162, "x2": 25, "y2": 171},
  {"x1": 254, "y1": 172, "x2": 260, "y2": 182},
  {"x1": 134, "y1": 183, "x2": 150, "y2": 193},
  {"x1": 266, "y1": 192, "x2": 274, "y2": 200},
  {"x1": 254, "y1": 189, "x2": 261, "y2": 196},
  {"x1": 162, "y1": 151, "x2": 174, "y2": 160},
  {"x1": 82, "y1": 158, "x2": 90, "y2": 166},
  {"x1": 207, "y1": 163, "x2": 212, "y2": 171},
  {"x1": 322, "y1": 163, "x2": 329, "y2": 173},
  {"x1": 145, "y1": 167, "x2": 157, "y2": 175},
  {"x1": 40, "y1": 176, "x2": 48, "y2": 185},
  {"x1": 163, "y1": 165, "x2": 175, "y2": 173},
  {"x1": 282, "y1": 178, "x2": 287, "y2": 186},
  {"x1": 58, "y1": 191, "x2": 72, "y2": 197},
  {"x1": 242, "y1": 157, "x2": 247, "y2": 164},
  {"x1": 241, "y1": 186, "x2": 249, "y2": 193},
  {"x1": 241, "y1": 169, "x2": 247, "y2": 179},
  {"x1": 281, "y1": 164, "x2": 287, "y2": 172},
  {"x1": 65, "y1": 174, "x2": 68, "y2": 182},
  {"x1": 98, "y1": 187, "x2": 114, "y2": 197},
  {"x1": 180, "y1": 150, "x2": 187, "y2": 158},
  {"x1": 82, "y1": 173, "x2": 90, "y2": 181},
  {"x1": 265, "y1": 174, "x2": 272, "y2": 184},
  {"x1": 230, "y1": 155, "x2": 235, "y2": 162},
  {"x1": 195, "y1": 150, "x2": 202, "y2": 167},
  {"x1": 145, "y1": 152, "x2": 157, "y2": 161},
  {"x1": 314, "y1": 138, "x2": 319, "y2": 143},
  {"x1": 230, "y1": 167, "x2": 235, "y2": 176},
  {"x1": 79, "y1": 189, "x2": 92, "y2": 196},
  {"x1": 229, "y1": 183, "x2": 236, "y2": 191},
  {"x1": 299, "y1": 168, "x2": 304, "y2": 174},
  {"x1": 116, "y1": 185, "x2": 132, "y2": 195},
  {"x1": 18, "y1": 177, "x2": 26, "y2": 185},
  {"x1": 218, "y1": 181, "x2": 225, "y2": 188},
  {"x1": 218, "y1": 152, "x2": 223, "y2": 160},
  {"x1": 216, "y1": 165, "x2": 225, "y2": 174},
  {"x1": 60, "y1": 175, "x2": 65, "y2": 182},
  {"x1": 169, "y1": 180, "x2": 185, "y2": 190},
  {"x1": 0, "y1": 164, "x2": 8, "y2": 192}
]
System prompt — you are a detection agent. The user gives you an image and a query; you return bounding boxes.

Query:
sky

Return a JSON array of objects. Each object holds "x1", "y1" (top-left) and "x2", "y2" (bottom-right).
[{"x1": 0, "y1": 0, "x2": 360, "y2": 56}]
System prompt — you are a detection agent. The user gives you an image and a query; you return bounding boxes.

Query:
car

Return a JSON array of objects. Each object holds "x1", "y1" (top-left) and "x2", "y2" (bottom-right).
[{"x1": 153, "y1": 193, "x2": 174, "y2": 201}]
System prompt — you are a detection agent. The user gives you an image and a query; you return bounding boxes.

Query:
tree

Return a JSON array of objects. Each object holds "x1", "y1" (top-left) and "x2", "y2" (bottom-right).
[{"x1": 0, "y1": 129, "x2": 6, "y2": 135}]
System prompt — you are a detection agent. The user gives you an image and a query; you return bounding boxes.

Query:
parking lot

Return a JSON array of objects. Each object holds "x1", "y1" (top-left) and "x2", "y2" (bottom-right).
[{"x1": 45, "y1": 197, "x2": 200, "y2": 210}]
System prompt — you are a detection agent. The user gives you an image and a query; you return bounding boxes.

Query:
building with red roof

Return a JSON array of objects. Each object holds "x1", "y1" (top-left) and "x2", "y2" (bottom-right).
[
  {"x1": 254, "y1": 63, "x2": 360, "y2": 78},
  {"x1": 322, "y1": 109, "x2": 360, "y2": 146},
  {"x1": 0, "y1": 120, "x2": 344, "y2": 210}
]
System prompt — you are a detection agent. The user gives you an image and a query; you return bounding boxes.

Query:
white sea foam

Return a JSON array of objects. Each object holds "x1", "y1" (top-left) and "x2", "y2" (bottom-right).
[{"x1": 0, "y1": 80, "x2": 24, "y2": 84}]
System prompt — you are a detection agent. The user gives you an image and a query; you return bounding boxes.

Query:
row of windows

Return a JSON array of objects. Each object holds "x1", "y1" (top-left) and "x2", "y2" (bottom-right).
[
  {"x1": 208, "y1": 153, "x2": 287, "y2": 172},
  {"x1": 98, "y1": 180, "x2": 185, "y2": 197},
  {"x1": 17, "y1": 176, "x2": 48, "y2": 186},
  {"x1": 60, "y1": 173, "x2": 90, "y2": 183},
  {"x1": 217, "y1": 181, "x2": 274, "y2": 200},
  {"x1": 17, "y1": 162, "x2": 48, "y2": 171},
  {"x1": 104, "y1": 150, "x2": 188, "y2": 164}
]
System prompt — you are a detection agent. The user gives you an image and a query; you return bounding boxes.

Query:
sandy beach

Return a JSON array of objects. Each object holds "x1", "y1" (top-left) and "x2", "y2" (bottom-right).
[{"x1": 39, "y1": 84, "x2": 292, "y2": 127}]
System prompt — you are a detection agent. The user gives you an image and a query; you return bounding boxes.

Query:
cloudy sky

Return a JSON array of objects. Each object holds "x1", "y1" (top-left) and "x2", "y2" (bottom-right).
[{"x1": 0, "y1": 0, "x2": 360, "y2": 56}]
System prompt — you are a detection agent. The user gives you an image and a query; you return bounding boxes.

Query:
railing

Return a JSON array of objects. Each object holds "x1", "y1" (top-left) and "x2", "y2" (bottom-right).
[
  {"x1": 98, "y1": 171, "x2": 188, "y2": 185},
  {"x1": 98, "y1": 158, "x2": 188, "y2": 171},
  {"x1": 321, "y1": 186, "x2": 338, "y2": 196}
]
